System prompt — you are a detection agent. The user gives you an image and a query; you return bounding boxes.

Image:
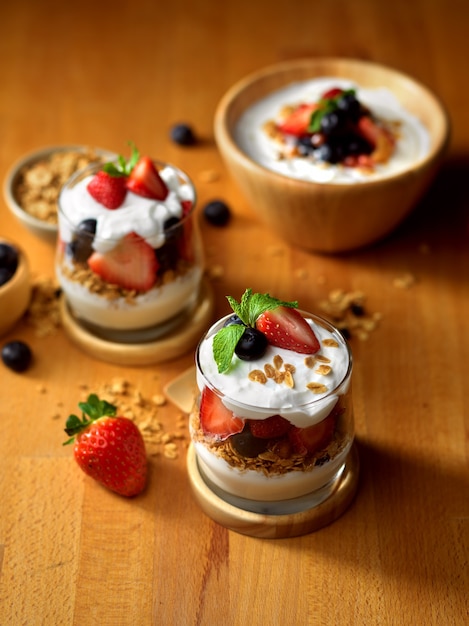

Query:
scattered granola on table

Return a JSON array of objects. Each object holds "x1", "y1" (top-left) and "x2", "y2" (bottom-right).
[{"x1": 318, "y1": 289, "x2": 382, "y2": 340}]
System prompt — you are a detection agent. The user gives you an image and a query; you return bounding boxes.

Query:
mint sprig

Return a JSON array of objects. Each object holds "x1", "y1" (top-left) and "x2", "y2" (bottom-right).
[
  {"x1": 212, "y1": 288, "x2": 298, "y2": 373},
  {"x1": 308, "y1": 88, "x2": 356, "y2": 133},
  {"x1": 102, "y1": 141, "x2": 140, "y2": 177}
]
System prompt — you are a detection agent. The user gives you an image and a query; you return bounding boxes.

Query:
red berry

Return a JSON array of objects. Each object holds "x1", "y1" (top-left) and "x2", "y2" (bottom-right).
[
  {"x1": 87, "y1": 171, "x2": 127, "y2": 209},
  {"x1": 249, "y1": 415, "x2": 291, "y2": 439},
  {"x1": 126, "y1": 156, "x2": 168, "y2": 200},
  {"x1": 288, "y1": 412, "x2": 336, "y2": 456},
  {"x1": 88, "y1": 232, "x2": 158, "y2": 292},
  {"x1": 64, "y1": 395, "x2": 147, "y2": 497},
  {"x1": 256, "y1": 306, "x2": 320, "y2": 354},
  {"x1": 277, "y1": 103, "x2": 318, "y2": 137},
  {"x1": 199, "y1": 387, "x2": 244, "y2": 440}
]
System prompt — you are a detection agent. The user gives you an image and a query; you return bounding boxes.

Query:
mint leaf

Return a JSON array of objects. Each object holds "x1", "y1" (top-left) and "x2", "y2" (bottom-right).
[
  {"x1": 213, "y1": 324, "x2": 245, "y2": 373},
  {"x1": 102, "y1": 141, "x2": 140, "y2": 176},
  {"x1": 307, "y1": 89, "x2": 356, "y2": 133}
]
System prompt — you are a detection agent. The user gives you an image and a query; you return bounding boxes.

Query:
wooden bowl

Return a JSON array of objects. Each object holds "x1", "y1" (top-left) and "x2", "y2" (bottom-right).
[
  {"x1": 3, "y1": 145, "x2": 115, "y2": 244},
  {"x1": 214, "y1": 58, "x2": 450, "y2": 253},
  {"x1": 0, "y1": 240, "x2": 31, "y2": 337}
]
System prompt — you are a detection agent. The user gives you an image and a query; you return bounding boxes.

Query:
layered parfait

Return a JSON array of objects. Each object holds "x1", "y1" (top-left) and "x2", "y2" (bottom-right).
[
  {"x1": 235, "y1": 78, "x2": 430, "y2": 183},
  {"x1": 56, "y1": 144, "x2": 203, "y2": 339},
  {"x1": 190, "y1": 289, "x2": 354, "y2": 508}
]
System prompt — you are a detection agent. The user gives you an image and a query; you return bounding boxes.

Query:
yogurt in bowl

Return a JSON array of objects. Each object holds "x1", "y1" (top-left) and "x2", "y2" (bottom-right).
[
  {"x1": 56, "y1": 145, "x2": 203, "y2": 341},
  {"x1": 189, "y1": 289, "x2": 355, "y2": 513},
  {"x1": 235, "y1": 78, "x2": 431, "y2": 184}
]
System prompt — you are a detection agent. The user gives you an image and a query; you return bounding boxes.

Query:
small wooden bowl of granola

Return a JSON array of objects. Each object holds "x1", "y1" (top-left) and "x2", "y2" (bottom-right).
[
  {"x1": 215, "y1": 58, "x2": 450, "y2": 253},
  {"x1": 3, "y1": 145, "x2": 115, "y2": 244}
]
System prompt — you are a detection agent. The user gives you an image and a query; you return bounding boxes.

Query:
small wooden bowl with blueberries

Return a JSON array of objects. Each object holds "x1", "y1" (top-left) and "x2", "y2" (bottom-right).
[
  {"x1": 214, "y1": 57, "x2": 450, "y2": 253},
  {"x1": 0, "y1": 240, "x2": 31, "y2": 338}
]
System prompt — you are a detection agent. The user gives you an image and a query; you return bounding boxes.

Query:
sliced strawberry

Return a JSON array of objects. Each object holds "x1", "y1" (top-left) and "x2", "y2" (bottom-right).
[
  {"x1": 249, "y1": 415, "x2": 291, "y2": 439},
  {"x1": 126, "y1": 156, "x2": 169, "y2": 200},
  {"x1": 181, "y1": 199, "x2": 193, "y2": 217},
  {"x1": 321, "y1": 87, "x2": 344, "y2": 100},
  {"x1": 277, "y1": 103, "x2": 318, "y2": 137},
  {"x1": 356, "y1": 115, "x2": 395, "y2": 164},
  {"x1": 87, "y1": 171, "x2": 127, "y2": 209},
  {"x1": 199, "y1": 387, "x2": 244, "y2": 440},
  {"x1": 288, "y1": 412, "x2": 336, "y2": 456},
  {"x1": 256, "y1": 306, "x2": 320, "y2": 354},
  {"x1": 88, "y1": 232, "x2": 157, "y2": 291}
]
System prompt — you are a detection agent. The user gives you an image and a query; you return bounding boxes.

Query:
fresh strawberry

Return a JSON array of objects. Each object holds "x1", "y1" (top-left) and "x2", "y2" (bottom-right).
[
  {"x1": 288, "y1": 412, "x2": 336, "y2": 456},
  {"x1": 249, "y1": 415, "x2": 291, "y2": 439},
  {"x1": 63, "y1": 394, "x2": 147, "y2": 497},
  {"x1": 256, "y1": 306, "x2": 320, "y2": 354},
  {"x1": 88, "y1": 232, "x2": 158, "y2": 291},
  {"x1": 199, "y1": 386, "x2": 244, "y2": 440},
  {"x1": 126, "y1": 156, "x2": 169, "y2": 200},
  {"x1": 321, "y1": 87, "x2": 344, "y2": 100},
  {"x1": 356, "y1": 115, "x2": 395, "y2": 163},
  {"x1": 181, "y1": 199, "x2": 193, "y2": 217},
  {"x1": 87, "y1": 171, "x2": 127, "y2": 209},
  {"x1": 277, "y1": 103, "x2": 318, "y2": 136}
]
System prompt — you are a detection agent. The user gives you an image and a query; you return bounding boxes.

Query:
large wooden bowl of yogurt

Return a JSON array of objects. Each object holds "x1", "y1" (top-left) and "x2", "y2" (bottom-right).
[{"x1": 214, "y1": 58, "x2": 449, "y2": 253}]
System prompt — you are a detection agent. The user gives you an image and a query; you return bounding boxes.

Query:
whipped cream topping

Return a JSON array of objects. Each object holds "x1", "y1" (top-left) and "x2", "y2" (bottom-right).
[
  {"x1": 234, "y1": 77, "x2": 431, "y2": 184},
  {"x1": 58, "y1": 165, "x2": 195, "y2": 253},
  {"x1": 197, "y1": 316, "x2": 351, "y2": 428}
]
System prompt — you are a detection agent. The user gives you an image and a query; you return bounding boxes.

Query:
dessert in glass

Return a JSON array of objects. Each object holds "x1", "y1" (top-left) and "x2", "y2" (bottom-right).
[
  {"x1": 189, "y1": 289, "x2": 355, "y2": 516},
  {"x1": 56, "y1": 145, "x2": 203, "y2": 342}
]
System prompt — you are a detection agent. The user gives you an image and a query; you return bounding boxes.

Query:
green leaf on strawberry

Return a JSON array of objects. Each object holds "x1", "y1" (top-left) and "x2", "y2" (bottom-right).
[
  {"x1": 102, "y1": 141, "x2": 141, "y2": 177},
  {"x1": 64, "y1": 393, "x2": 116, "y2": 444}
]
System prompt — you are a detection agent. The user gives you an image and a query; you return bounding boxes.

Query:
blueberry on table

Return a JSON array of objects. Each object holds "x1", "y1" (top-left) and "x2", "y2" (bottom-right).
[
  {"x1": 170, "y1": 123, "x2": 196, "y2": 146},
  {"x1": 1, "y1": 340, "x2": 32, "y2": 372},
  {"x1": 203, "y1": 200, "x2": 231, "y2": 226},
  {"x1": 0, "y1": 267, "x2": 14, "y2": 287}
]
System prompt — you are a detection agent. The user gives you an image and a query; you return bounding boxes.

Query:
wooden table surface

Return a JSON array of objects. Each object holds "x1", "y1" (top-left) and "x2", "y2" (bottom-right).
[{"x1": 0, "y1": 1, "x2": 468, "y2": 624}]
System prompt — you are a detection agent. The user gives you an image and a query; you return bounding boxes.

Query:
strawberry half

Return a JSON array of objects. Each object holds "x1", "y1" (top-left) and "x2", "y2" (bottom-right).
[
  {"x1": 88, "y1": 232, "x2": 158, "y2": 291},
  {"x1": 321, "y1": 87, "x2": 344, "y2": 100},
  {"x1": 64, "y1": 394, "x2": 147, "y2": 497},
  {"x1": 249, "y1": 415, "x2": 291, "y2": 439},
  {"x1": 256, "y1": 306, "x2": 320, "y2": 354},
  {"x1": 288, "y1": 412, "x2": 336, "y2": 456},
  {"x1": 126, "y1": 156, "x2": 169, "y2": 200},
  {"x1": 277, "y1": 103, "x2": 318, "y2": 136},
  {"x1": 87, "y1": 171, "x2": 127, "y2": 209},
  {"x1": 356, "y1": 115, "x2": 395, "y2": 164},
  {"x1": 199, "y1": 386, "x2": 244, "y2": 440}
]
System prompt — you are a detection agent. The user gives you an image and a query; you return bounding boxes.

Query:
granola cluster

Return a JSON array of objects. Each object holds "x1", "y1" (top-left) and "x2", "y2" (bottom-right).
[{"x1": 14, "y1": 148, "x2": 106, "y2": 224}]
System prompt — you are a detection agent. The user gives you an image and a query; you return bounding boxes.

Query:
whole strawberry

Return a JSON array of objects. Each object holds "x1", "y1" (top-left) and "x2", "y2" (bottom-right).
[{"x1": 63, "y1": 394, "x2": 147, "y2": 497}]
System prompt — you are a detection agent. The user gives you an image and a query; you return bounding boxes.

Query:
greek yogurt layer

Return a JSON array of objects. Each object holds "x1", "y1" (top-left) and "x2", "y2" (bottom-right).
[
  {"x1": 197, "y1": 317, "x2": 350, "y2": 428},
  {"x1": 235, "y1": 78, "x2": 431, "y2": 183}
]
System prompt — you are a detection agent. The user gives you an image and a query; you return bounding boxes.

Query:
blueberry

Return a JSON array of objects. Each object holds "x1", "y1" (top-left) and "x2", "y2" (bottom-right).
[
  {"x1": 337, "y1": 93, "x2": 361, "y2": 120},
  {"x1": 0, "y1": 268, "x2": 14, "y2": 287},
  {"x1": 0, "y1": 243, "x2": 18, "y2": 274},
  {"x1": 1, "y1": 340, "x2": 32, "y2": 372},
  {"x1": 68, "y1": 219, "x2": 97, "y2": 263},
  {"x1": 230, "y1": 426, "x2": 269, "y2": 458},
  {"x1": 297, "y1": 135, "x2": 315, "y2": 155},
  {"x1": 223, "y1": 314, "x2": 244, "y2": 327},
  {"x1": 315, "y1": 142, "x2": 341, "y2": 164},
  {"x1": 235, "y1": 327, "x2": 268, "y2": 361},
  {"x1": 203, "y1": 200, "x2": 231, "y2": 226},
  {"x1": 170, "y1": 123, "x2": 196, "y2": 146},
  {"x1": 320, "y1": 109, "x2": 346, "y2": 135}
]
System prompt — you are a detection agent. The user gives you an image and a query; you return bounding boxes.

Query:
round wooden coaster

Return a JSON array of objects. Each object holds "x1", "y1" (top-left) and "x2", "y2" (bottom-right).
[
  {"x1": 60, "y1": 278, "x2": 214, "y2": 366},
  {"x1": 187, "y1": 443, "x2": 359, "y2": 538}
]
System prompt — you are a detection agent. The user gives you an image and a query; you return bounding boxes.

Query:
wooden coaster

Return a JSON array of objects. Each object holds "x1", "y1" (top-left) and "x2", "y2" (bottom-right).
[
  {"x1": 60, "y1": 278, "x2": 214, "y2": 366},
  {"x1": 187, "y1": 442, "x2": 359, "y2": 538}
]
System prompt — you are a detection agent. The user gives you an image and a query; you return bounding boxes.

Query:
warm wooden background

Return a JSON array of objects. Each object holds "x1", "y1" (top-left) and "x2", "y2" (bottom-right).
[{"x1": 0, "y1": 1, "x2": 468, "y2": 624}]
